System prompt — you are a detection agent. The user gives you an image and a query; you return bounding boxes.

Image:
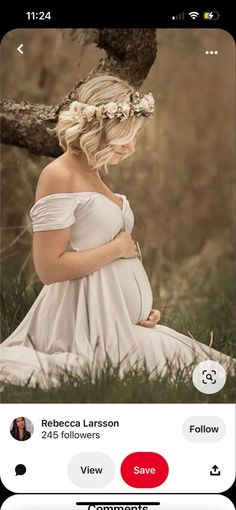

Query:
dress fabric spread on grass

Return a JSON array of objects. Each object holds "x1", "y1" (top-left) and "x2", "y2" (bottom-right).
[{"x1": 0, "y1": 192, "x2": 234, "y2": 387}]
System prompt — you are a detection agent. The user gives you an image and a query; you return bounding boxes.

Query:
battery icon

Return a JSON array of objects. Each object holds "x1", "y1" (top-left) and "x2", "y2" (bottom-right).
[{"x1": 203, "y1": 11, "x2": 220, "y2": 20}]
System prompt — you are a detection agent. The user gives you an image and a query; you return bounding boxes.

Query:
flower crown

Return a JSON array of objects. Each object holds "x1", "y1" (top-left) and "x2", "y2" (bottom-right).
[{"x1": 70, "y1": 91, "x2": 155, "y2": 123}]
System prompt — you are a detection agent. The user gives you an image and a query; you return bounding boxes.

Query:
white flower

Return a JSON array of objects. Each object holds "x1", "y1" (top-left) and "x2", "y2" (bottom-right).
[
  {"x1": 70, "y1": 91, "x2": 155, "y2": 125},
  {"x1": 121, "y1": 103, "x2": 130, "y2": 115},
  {"x1": 83, "y1": 105, "x2": 96, "y2": 121},
  {"x1": 139, "y1": 97, "x2": 150, "y2": 111},
  {"x1": 138, "y1": 94, "x2": 155, "y2": 114},
  {"x1": 104, "y1": 102, "x2": 118, "y2": 118},
  {"x1": 71, "y1": 101, "x2": 83, "y2": 114},
  {"x1": 146, "y1": 93, "x2": 155, "y2": 108}
]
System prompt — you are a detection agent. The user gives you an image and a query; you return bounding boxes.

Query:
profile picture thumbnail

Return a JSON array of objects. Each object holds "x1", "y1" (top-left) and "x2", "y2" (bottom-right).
[{"x1": 10, "y1": 416, "x2": 34, "y2": 441}]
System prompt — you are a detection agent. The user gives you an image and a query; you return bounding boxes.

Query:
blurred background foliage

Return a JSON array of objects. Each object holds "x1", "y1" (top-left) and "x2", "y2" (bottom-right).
[{"x1": 1, "y1": 29, "x2": 235, "y2": 358}]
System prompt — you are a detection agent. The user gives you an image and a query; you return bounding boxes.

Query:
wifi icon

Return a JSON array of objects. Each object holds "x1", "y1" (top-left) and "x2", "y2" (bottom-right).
[{"x1": 189, "y1": 11, "x2": 199, "y2": 19}]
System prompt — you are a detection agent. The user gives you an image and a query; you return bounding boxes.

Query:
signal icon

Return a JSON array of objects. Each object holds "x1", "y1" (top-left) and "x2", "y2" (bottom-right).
[
  {"x1": 172, "y1": 12, "x2": 185, "y2": 20},
  {"x1": 189, "y1": 11, "x2": 199, "y2": 19}
]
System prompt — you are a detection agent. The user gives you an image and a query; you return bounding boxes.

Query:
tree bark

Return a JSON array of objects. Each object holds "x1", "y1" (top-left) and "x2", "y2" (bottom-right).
[{"x1": 1, "y1": 29, "x2": 157, "y2": 157}]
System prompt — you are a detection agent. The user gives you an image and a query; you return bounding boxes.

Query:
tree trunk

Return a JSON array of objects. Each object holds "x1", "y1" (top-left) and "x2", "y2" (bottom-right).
[{"x1": 1, "y1": 29, "x2": 157, "y2": 157}]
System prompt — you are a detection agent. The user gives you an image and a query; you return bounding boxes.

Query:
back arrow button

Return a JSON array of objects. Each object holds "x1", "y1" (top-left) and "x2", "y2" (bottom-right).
[{"x1": 17, "y1": 44, "x2": 24, "y2": 55}]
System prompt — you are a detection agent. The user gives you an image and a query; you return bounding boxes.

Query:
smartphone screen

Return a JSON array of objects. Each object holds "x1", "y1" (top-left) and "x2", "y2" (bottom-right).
[{"x1": 0, "y1": 7, "x2": 235, "y2": 509}]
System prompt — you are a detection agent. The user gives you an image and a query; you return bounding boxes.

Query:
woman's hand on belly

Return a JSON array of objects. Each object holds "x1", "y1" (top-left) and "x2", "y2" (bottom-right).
[
  {"x1": 138, "y1": 308, "x2": 161, "y2": 328},
  {"x1": 114, "y1": 230, "x2": 140, "y2": 259}
]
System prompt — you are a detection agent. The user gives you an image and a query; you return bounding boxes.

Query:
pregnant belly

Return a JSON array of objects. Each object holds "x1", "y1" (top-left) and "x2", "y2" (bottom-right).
[{"x1": 112, "y1": 258, "x2": 153, "y2": 324}]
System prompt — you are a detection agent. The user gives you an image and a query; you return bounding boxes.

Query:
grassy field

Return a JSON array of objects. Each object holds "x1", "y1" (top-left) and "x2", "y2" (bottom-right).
[
  {"x1": 1, "y1": 358, "x2": 235, "y2": 404},
  {"x1": 1, "y1": 258, "x2": 235, "y2": 404}
]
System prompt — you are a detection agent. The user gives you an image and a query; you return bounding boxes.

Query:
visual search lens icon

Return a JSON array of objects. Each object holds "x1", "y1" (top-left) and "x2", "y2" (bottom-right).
[
  {"x1": 189, "y1": 11, "x2": 199, "y2": 19},
  {"x1": 192, "y1": 360, "x2": 226, "y2": 394},
  {"x1": 202, "y1": 369, "x2": 217, "y2": 384}
]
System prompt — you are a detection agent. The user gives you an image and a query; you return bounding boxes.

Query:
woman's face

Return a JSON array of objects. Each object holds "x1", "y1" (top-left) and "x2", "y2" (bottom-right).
[
  {"x1": 110, "y1": 138, "x2": 135, "y2": 165},
  {"x1": 16, "y1": 417, "x2": 25, "y2": 429}
]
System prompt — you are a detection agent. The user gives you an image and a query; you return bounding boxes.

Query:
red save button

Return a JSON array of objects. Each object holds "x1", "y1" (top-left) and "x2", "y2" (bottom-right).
[{"x1": 121, "y1": 452, "x2": 169, "y2": 488}]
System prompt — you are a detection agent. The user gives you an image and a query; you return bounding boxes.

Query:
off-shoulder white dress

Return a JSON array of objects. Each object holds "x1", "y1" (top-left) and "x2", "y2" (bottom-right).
[{"x1": 0, "y1": 192, "x2": 234, "y2": 386}]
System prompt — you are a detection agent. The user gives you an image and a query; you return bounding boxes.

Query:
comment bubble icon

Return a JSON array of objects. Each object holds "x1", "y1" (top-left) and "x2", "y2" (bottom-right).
[{"x1": 15, "y1": 464, "x2": 26, "y2": 476}]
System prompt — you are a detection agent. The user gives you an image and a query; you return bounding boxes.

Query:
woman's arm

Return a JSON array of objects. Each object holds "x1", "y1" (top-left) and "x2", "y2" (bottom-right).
[
  {"x1": 32, "y1": 163, "x2": 139, "y2": 284},
  {"x1": 33, "y1": 229, "x2": 138, "y2": 285}
]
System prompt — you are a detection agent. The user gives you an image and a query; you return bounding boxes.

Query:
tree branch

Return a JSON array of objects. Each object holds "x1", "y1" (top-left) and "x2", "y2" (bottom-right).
[
  {"x1": 1, "y1": 29, "x2": 157, "y2": 157},
  {"x1": 1, "y1": 100, "x2": 61, "y2": 157}
]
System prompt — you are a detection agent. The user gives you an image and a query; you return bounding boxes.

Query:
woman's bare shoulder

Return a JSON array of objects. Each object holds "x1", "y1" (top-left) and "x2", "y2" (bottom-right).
[{"x1": 35, "y1": 157, "x2": 72, "y2": 201}]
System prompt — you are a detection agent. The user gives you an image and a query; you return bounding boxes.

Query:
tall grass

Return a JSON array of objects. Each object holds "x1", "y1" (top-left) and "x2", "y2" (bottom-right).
[
  {"x1": 1, "y1": 262, "x2": 235, "y2": 403},
  {"x1": 1, "y1": 361, "x2": 235, "y2": 404}
]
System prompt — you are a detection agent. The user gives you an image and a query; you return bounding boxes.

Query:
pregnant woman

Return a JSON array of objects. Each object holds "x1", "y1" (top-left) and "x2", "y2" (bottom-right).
[{"x1": 0, "y1": 75, "x2": 234, "y2": 386}]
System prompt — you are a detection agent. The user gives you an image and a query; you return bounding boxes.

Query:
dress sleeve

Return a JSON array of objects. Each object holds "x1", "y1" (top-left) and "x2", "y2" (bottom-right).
[{"x1": 29, "y1": 194, "x2": 80, "y2": 232}]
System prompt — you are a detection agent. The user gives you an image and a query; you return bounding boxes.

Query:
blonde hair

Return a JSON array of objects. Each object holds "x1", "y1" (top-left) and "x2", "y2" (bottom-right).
[{"x1": 55, "y1": 75, "x2": 145, "y2": 173}]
